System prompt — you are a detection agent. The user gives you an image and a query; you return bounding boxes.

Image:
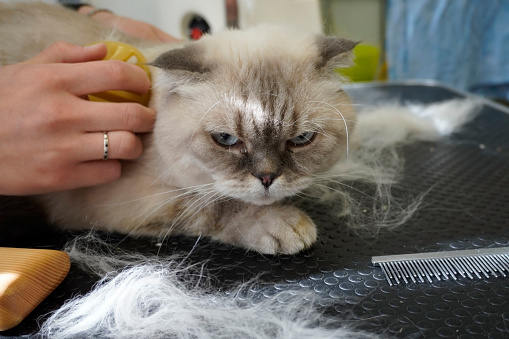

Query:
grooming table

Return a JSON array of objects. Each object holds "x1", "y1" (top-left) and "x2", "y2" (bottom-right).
[{"x1": 1, "y1": 81, "x2": 509, "y2": 338}]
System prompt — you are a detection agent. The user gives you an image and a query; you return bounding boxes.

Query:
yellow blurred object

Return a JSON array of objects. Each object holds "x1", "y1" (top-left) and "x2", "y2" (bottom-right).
[
  {"x1": 87, "y1": 41, "x2": 151, "y2": 106},
  {"x1": 337, "y1": 44, "x2": 381, "y2": 82}
]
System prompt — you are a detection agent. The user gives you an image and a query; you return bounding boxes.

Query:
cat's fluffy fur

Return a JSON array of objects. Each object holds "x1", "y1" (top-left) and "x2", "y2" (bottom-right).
[{"x1": 0, "y1": 2, "x2": 357, "y2": 254}]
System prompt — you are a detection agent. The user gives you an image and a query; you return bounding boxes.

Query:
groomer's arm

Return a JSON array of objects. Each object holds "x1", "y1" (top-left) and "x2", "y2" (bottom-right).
[{"x1": 59, "y1": 1, "x2": 181, "y2": 43}]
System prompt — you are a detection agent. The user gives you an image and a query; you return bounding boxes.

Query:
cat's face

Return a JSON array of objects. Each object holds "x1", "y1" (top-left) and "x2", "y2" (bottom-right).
[{"x1": 151, "y1": 25, "x2": 356, "y2": 205}]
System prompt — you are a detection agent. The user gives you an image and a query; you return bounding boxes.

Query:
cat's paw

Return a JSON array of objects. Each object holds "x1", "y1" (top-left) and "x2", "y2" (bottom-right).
[{"x1": 242, "y1": 206, "x2": 317, "y2": 255}]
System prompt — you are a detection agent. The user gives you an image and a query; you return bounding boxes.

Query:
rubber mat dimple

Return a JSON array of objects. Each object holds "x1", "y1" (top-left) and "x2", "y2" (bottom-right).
[{"x1": 2, "y1": 82, "x2": 509, "y2": 338}]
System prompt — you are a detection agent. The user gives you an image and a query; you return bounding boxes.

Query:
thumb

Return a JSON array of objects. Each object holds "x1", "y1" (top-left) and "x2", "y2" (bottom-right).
[{"x1": 23, "y1": 41, "x2": 108, "y2": 65}]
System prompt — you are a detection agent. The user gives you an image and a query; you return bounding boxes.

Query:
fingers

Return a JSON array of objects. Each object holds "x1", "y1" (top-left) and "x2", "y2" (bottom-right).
[
  {"x1": 41, "y1": 160, "x2": 122, "y2": 193},
  {"x1": 62, "y1": 59, "x2": 151, "y2": 96},
  {"x1": 24, "y1": 41, "x2": 151, "y2": 96},
  {"x1": 0, "y1": 160, "x2": 122, "y2": 196},
  {"x1": 77, "y1": 131, "x2": 145, "y2": 161},
  {"x1": 12, "y1": 131, "x2": 143, "y2": 195},
  {"x1": 79, "y1": 102, "x2": 156, "y2": 133},
  {"x1": 73, "y1": 161, "x2": 122, "y2": 188},
  {"x1": 24, "y1": 41, "x2": 108, "y2": 65}
]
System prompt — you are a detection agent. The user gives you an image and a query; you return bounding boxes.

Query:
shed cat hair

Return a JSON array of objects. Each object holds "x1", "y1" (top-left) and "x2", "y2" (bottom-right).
[{"x1": 38, "y1": 233, "x2": 379, "y2": 339}]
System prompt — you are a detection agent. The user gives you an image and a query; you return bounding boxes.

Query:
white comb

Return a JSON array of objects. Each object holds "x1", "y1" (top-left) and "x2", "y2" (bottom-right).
[{"x1": 372, "y1": 247, "x2": 509, "y2": 286}]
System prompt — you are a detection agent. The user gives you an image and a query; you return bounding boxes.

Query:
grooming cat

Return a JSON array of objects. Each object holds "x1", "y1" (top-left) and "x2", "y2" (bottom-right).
[{"x1": 0, "y1": 2, "x2": 356, "y2": 254}]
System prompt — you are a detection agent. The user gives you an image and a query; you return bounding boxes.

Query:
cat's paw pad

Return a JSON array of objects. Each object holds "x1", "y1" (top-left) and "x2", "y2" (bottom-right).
[{"x1": 248, "y1": 207, "x2": 317, "y2": 255}]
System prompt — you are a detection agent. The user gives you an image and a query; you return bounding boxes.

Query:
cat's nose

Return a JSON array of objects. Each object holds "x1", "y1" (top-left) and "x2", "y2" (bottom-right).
[{"x1": 257, "y1": 173, "x2": 277, "y2": 188}]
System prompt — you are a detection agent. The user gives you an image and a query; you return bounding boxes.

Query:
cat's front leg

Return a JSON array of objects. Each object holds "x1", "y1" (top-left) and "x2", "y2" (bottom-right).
[{"x1": 214, "y1": 203, "x2": 317, "y2": 255}]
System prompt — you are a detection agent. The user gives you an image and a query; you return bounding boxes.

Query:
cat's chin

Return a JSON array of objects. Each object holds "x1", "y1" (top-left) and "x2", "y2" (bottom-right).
[
  {"x1": 237, "y1": 192, "x2": 287, "y2": 206},
  {"x1": 222, "y1": 183, "x2": 311, "y2": 206},
  {"x1": 243, "y1": 196, "x2": 280, "y2": 206}
]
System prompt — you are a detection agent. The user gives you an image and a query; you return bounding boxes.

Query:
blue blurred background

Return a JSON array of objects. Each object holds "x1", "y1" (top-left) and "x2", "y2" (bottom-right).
[{"x1": 385, "y1": 0, "x2": 509, "y2": 101}]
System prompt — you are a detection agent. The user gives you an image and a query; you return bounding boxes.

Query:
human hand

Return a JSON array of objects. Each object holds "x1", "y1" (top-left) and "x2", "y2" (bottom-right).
[
  {"x1": 0, "y1": 42, "x2": 156, "y2": 196},
  {"x1": 78, "y1": 5, "x2": 182, "y2": 43}
]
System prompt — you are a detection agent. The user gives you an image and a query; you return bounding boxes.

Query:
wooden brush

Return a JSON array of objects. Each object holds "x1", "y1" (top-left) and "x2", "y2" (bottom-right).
[{"x1": 0, "y1": 247, "x2": 70, "y2": 331}]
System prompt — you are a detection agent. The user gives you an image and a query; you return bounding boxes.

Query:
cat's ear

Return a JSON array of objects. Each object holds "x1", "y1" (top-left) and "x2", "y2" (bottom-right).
[
  {"x1": 314, "y1": 36, "x2": 358, "y2": 71},
  {"x1": 150, "y1": 45, "x2": 210, "y2": 79}
]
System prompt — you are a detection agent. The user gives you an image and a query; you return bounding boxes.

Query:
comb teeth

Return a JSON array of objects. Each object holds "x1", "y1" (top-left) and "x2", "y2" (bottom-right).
[{"x1": 372, "y1": 247, "x2": 509, "y2": 286}]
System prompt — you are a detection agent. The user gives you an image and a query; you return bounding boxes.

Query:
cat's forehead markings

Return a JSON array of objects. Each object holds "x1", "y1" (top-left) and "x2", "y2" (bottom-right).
[
  {"x1": 249, "y1": 100, "x2": 267, "y2": 125},
  {"x1": 229, "y1": 95, "x2": 266, "y2": 126}
]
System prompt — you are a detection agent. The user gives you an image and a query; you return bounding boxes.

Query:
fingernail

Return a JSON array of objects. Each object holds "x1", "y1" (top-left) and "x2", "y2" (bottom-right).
[{"x1": 83, "y1": 42, "x2": 107, "y2": 51}]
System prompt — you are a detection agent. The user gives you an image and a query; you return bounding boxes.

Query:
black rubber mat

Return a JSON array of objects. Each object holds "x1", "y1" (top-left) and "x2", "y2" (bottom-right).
[{"x1": 1, "y1": 82, "x2": 508, "y2": 338}]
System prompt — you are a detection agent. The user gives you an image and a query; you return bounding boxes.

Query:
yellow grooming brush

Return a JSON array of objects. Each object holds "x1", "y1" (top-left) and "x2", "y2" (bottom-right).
[
  {"x1": 87, "y1": 41, "x2": 151, "y2": 106},
  {"x1": 0, "y1": 248, "x2": 70, "y2": 331}
]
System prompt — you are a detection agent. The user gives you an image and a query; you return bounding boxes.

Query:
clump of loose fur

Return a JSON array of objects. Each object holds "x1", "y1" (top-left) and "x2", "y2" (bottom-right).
[
  {"x1": 38, "y1": 234, "x2": 378, "y2": 339},
  {"x1": 309, "y1": 98, "x2": 482, "y2": 235}
]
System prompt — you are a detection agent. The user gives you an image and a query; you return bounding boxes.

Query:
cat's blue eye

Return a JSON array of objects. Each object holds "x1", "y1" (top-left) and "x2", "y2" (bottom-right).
[
  {"x1": 288, "y1": 132, "x2": 316, "y2": 146},
  {"x1": 212, "y1": 132, "x2": 239, "y2": 147}
]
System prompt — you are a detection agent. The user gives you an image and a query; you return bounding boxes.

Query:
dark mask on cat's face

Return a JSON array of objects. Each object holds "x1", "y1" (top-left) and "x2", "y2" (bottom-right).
[{"x1": 151, "y1": 25, "x2": 357, "y2": 205}]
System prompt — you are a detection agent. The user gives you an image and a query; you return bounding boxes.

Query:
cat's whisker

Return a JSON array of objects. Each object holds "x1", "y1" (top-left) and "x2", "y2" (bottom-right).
[
  {"x1": 320, "y1": 167, "x2": 395, "y2": 180},
  {"x1": 312, "y1": 172, "x2": 375, "y2": 186},
  {"x1": 290, "y1": 159, "x2": 309, "y2": 174},
  {"x1": 285, "y1": 114, "x2": 316, "y2": 129},
  {"x1": 325, "y1": 162, "x2": 399, "y2": 185},
  {"x1": 102, "y1": 185, "x2": 215, "y2": 207},
  {"x1": 309, "y1": 124, "x2": 336, "y2": 143},
  {"x1": 124, "y1": 187, "x2": 218, "y2": 239},
  {"x1": 191, "y1": 100, "x2": 223, "y2": 140},
  {"x1": 305, "y1": 116, "x2": 357, "y2": 124},
  {"x1": 152, "y1": 158, "x2": 185, "y2": 185},
  {"x1": 97, "y1": 182, "x2": 217, "y2": 207},
  {"x1": 158, "y1": 191, "x2": 218, "y2": 239},
  {"x1": 303, "y1": 185, "x2": 368, "y2": 217},
  {"x1": 330, "y1": 102, "x2": 372, "y2": 108},
  {"x1": 311, "y1": 183, "x2": 359, "y2": 200},
  {"x1": 311, "y1": 175, "x2": 385, "y2": 202},
  {"x1": 237, "y1": 78, "x2": 259, "y2": 102},
  {"x1": 158, "y1": 191, "x2": 232, "y2": 249},
  {"x1": 168, "y1": 234, "x2": 204, "y2": 262},
  {"x1": 314, "y1": 165, "x2": 390, "y2": 179},
  {"x1": 294, "y1": 190, "x2": 321, "y2": 200},
  {"x1": 306, "y1": 100, "x2": 350, "y2": 161}
]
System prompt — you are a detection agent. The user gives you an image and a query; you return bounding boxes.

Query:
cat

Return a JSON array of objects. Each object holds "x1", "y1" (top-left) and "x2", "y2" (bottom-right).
[{"x1": 0, "y1": 2, "x2": 357, "y2": 255}]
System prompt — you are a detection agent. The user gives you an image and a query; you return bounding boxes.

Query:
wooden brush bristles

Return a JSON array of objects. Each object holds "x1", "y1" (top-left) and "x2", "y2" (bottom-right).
[{"x1": 0, "y1": 247, "x2": 70, "y2": 331}]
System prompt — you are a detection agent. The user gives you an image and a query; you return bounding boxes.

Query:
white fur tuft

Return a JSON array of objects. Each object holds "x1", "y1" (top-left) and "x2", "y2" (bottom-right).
[
  {"x1": 39, "y1": 235, "x2": 377, "y2": 339},
  {"x1": 408, "y1": 99, "x2": 482, "y2": 136},
  {"x1": 312, "y1": 99, "x2": 481, "y2": 234}
]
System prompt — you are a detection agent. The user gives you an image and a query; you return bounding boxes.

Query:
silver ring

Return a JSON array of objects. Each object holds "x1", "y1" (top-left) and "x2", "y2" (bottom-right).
[{"x1": 103, "y1": 132, "x2": 109, "y2": 160}]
